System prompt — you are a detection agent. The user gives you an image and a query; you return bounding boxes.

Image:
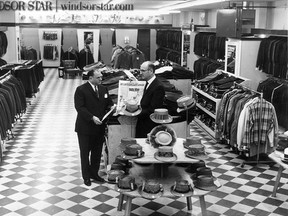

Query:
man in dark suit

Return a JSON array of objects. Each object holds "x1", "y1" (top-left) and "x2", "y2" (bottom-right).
[
  {"x1": 136, "y1": 61, "x2": 165, "y2": 138},
  {"x1": 74, "y1": 70, "x2": 114, "y2": 186}
]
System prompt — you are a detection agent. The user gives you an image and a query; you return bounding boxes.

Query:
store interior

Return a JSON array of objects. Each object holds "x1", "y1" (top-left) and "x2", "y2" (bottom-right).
[{"x1": 0, "y1": 0, "x2": 288, "y2": 215}]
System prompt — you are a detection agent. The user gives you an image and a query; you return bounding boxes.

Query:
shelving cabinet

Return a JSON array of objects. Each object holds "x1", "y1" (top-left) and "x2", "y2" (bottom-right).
[
  {"x1": 191, "y1": 86, "x2": 221, "y2": 138},
  {"x1": 224, "y1": 38, "x2": 266, "y2": 89}
]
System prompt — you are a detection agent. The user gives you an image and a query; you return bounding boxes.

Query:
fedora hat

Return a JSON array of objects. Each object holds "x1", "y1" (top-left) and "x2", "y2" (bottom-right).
[
  {"x1": 170, "y1": 180, "x2": 194, "y2": 197},
  {"x1": 115, "y1": 176, "x2": 137, "y2": 192},
  {"x1": 176, "y1": 95, "x2": 196, "y2": 113},
  {"x1": 183, "y1": 136, "x2": 202, "y2": 148},
  {"x1": 139, "y1": 180, "x2": 164, "y2": 200},
  {"x1": 191, "y1": 167, "x2": 216, "y2": 180},
  {"x1": 150, "y1": 108, "x2": 173, "y2": 124},
  {"x1": 105, "y1": 170, "x2": 125, "y2": 184},
  {"x1": 149, "y1": 125, "x2": 177, "y2": 148},
  {"x1": 185, "y1": 160, "x2": 206, "y2": 173},
  {"x1": 154, "y1": 146, "x2": 177, "y2": 162},
  {"x1": 282, "y1": 148, "x2": 288, "y2": 164},
  {"x1": 114, "y1": 155, "x2": 132, "y2": 168},
  {"x1": 193, "y1": 175, "x2": 218, "y2": 191},
  {"x1": 185, "y1": 144, "x2": 209, "y2": 160},
  {"x1": 123, "y1": 143, "x2": 145, "y2": 159},
  {"x1": 120, "y1": 138, "x2": 137, "y2": 145},
  {"x1": 119, "y1": 138, "x2": 137, "y2": 151},
  {"x1": 121, "y1": 99, "x2": 142, "y2": 116}
]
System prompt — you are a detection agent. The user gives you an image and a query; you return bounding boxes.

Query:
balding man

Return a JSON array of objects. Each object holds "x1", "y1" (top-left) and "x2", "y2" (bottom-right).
[
  {"x1": 74, "y1": 69, "x2": 114, "y2": 186},
  {"x1": 136, "y1": 61, "x2": 165, "y2": 138}
]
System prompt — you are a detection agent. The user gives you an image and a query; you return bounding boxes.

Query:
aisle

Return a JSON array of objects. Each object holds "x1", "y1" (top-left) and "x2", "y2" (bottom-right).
[{"x1": 0, "y1": 69, "x2": 287, "y2": 216}]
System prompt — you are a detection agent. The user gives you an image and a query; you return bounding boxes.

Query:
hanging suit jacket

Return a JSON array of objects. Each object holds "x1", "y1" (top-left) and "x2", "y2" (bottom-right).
[
  {"x1": 74, "y1": 82, "x2": 113, "y2": 135},
  {"x1": 136, "y1": 78, "x2": 165, "y2": 138}
]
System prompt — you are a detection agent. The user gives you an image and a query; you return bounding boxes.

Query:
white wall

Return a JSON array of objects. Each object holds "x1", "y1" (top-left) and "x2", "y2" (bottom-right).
[{"x1": 2, "y1": 27, "x2": 18, "y2": 62}]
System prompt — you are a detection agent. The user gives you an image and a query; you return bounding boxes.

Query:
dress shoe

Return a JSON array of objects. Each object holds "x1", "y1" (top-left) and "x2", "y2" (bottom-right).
[
  {"x1": 91, "y1": 175, "x2": 105, "y2": 183},
  {"x1": 84, "y1": 179, "x2": 91, "y2": 186}
]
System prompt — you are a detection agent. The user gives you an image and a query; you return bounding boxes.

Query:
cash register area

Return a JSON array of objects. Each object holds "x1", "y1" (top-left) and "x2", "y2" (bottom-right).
[{"x1": 0, "y1": 69, "x2": 287, "y2": 216}]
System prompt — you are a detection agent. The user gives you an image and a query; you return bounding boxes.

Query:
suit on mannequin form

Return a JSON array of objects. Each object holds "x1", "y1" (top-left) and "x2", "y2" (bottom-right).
[
  {"x1": 74, "y1": 70, "x2": 113, "y2": 186},
  {"x1": 136, "y1": 61, "x2": 165, "y2": 138}
]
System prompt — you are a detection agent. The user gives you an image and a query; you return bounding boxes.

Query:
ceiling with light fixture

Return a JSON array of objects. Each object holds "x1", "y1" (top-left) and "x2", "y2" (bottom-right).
[{"x1": 55, "y1": 0, "x2": 287, "y2": 11}]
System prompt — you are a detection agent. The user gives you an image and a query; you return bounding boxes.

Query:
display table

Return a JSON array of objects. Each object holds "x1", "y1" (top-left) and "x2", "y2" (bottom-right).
[
  {"x1": 268, "y1": 151, "x2": 288, "y2": 197},
  {"x1": 107, "y1": 119, "x2": 187, "y2": 164},
  {"x1": 106, "y1": 138, "x2": 221, "y2": 216}
]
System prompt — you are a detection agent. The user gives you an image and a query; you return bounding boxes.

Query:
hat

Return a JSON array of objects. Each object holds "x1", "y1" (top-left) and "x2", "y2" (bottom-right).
[
  {"x1": 123, "y1": 143, "x2": 145, "y2": 159},
  {"x1": 193, "y1": 175, "x2": 219, "y2": 191},
  {"x1": 114, "y1": 155, "x2": 132, "y2": 168},
  {"x1": 170, "y1": 180, "x2": 194, "y2": 197},
  {"x1": 192, "y1": 167, "x2": 216, "y2": 180},
  {"x1": 150, "y1": 108, "x2": 173, "y2": 124},
  {"x1": 115, "y1": 176, "x2": 137, "y2": 192},
  {"x1": 139, "y1": 180, "x2": 164, "y2": 199},
  {"x1": 120, "y1": 138, "x2": 137, "y2": 152},
  {"x1": 185, "y1": 160, "x2": 206, "y2": 173},
  {"x1": 149, "y1": 125, "x2": 177, "y2": 148},
  {"x1": 154, "y1": 146, "x2": 177, "y2": 162},
  {"x1": 155, "y1": 131, "x2": 172, "y2": 146},
  {"x1": 120, "y1": 138, "x2": 137, "y2": 145},
  {"x1": 105, "y1": 170, "x2": 125, "y2": 184},
  {"x1": 185, "y1": 144, "x2": 208, "y2": 160},
  {"x1": 176, "y1": 95, "x2": 195, "y2": 113},
  {"x1": 282, "y1": 148, "x2": 288, "y2": 164},
  {"x1": 183, "y1": 136, "x2": 202, "y2": 148},
  {"x1": 122, "y1": 99, "x2": 142, "y2": 116}
]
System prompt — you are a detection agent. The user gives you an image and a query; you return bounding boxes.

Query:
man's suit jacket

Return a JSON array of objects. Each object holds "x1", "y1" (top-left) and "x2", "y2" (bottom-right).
[
  {"x1": 74, "y1": 82, "x2": 113, "y2": 135},
  {"x1": 136, "y1": 78, "x2": 165, "y2": 138}
]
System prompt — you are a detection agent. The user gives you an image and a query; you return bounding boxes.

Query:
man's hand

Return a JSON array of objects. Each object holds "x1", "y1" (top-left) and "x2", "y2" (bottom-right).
[{"x1": 92, "y1": 116, "x2": 102, "y2": 125}]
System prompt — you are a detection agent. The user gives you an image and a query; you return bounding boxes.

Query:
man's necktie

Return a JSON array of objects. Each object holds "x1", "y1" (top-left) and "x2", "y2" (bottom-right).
[
  {"x1": 144, "y1": 82, "x2": 148, "y2": 92},
  {"x1": 94, "y1": 85, "x2": 99, "y2": 98}
]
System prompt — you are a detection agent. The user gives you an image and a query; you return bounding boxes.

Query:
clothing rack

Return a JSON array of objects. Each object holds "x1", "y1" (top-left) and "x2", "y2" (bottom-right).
[
  {"x1": 0, "y1": 70, "x2": 15, "y2": 139},
  {"x1": 233, "y1": 82, "x2": 273, "y2": 167},
  {"x1": 0, "y1": 70, "x2": 12, "y2": 81}
]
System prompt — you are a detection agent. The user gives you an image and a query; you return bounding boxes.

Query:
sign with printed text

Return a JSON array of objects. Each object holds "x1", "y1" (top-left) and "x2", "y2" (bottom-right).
[{"x1": 116, "y1": 80, "x2": 145, "y2": 114}]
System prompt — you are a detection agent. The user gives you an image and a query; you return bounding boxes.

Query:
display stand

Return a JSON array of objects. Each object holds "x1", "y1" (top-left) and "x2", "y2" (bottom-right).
[
  {"x1": 192, "y1": 86, "x2": 221, "y2": 138},
  {"x1": 233, "y1": 82, "x2": 273, "y2": 168},
  {"x1": 38, "y1": 29, "x2": 62, "y2": 67},
  {"x1": 107, "y1": 138, "x2": 221, "y2": 216}
]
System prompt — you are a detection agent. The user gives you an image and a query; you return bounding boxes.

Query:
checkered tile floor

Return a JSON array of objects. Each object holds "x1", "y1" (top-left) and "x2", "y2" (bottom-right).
[{"x1": 0, "y1": 69, "x2": 287, "y2": 216}]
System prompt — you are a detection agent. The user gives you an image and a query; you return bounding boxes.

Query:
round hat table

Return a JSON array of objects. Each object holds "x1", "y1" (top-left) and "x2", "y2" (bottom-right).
[{"x1": 107, "y1": 138, "x2": 221, "y2": 216}]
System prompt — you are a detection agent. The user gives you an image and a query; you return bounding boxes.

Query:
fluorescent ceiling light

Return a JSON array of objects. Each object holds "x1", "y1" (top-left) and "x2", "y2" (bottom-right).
[{"x1": 160, "y1": 0, "x2": 227, "y2": 11}]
